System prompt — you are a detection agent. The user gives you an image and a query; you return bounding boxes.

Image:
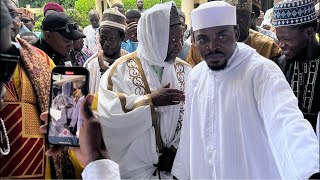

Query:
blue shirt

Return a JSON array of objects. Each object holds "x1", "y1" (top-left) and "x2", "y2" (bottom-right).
[{"x1": 121, "y1": 40, "x2": 138, "y2": 53}]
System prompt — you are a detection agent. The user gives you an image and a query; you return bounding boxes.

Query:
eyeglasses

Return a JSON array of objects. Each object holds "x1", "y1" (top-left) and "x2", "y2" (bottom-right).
[{"x1": 50, "y1": 23, "x2": 78, "y2": 33}]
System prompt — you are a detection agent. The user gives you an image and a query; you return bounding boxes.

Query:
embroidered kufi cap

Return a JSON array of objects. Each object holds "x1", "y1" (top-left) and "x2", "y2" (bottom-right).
[
  {"x1": 273, "y1": 0, "x2": 317, "y2": 27},
  {"x1": 101, "y1": 7, "x2": 127, "y2": 32},
  {"x1": 221, "y1": 0, "x2": 252, "y2": 12},
  {"x1": 191, "y1": 1, "x2": 237, "y2": 31}
]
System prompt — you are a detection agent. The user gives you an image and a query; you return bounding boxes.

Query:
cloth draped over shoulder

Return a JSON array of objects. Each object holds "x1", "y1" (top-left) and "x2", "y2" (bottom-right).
[{"x1": 97, "y1": 2, "x2": 192, "y2": 179}]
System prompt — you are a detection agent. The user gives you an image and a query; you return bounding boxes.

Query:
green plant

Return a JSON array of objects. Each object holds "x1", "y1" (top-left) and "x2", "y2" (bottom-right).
[
  {"x1": 33, "y1": 10, "x2": 44, "y2": 32},
  {"x1": 74, "y1": 0, "x2": 96, "y2": 27},
  {"x1": 122, "y1": 0, "x2": 181, "y2": 11}
]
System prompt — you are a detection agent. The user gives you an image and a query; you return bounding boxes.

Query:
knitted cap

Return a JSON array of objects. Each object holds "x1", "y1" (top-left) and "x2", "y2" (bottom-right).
[{"x1": 101, "y1": 7, "x2": 127, "y2": 32}]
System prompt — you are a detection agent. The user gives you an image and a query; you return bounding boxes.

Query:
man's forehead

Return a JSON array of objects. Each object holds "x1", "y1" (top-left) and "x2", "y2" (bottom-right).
[{"x1": 195, "y1": 25, "x2": 233, "y2": 35}]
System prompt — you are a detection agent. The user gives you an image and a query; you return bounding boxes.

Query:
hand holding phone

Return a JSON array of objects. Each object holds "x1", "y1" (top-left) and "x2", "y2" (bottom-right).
[
  {"x1": 47, "y1": 67, "x2": 89, "y2": 147},
  {"x1": 40, "y1": 95, "x2": 109, "y2": 166}
]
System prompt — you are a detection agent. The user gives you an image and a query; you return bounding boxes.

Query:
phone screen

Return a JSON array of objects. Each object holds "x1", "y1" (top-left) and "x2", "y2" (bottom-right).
[{"x1": 48, "y1": 67, "x2": 89, "y2": 146}]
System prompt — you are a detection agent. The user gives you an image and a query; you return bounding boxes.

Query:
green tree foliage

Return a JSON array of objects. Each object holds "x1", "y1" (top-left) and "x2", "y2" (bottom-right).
[
  {"x1": 33, "y1": 0, "x2": 95, "y2": 32},
  {"x1": 122, "y1": 0, "x2": 181, "y2": 11},
  {"x1": 74, "y1": 0, "x2": 96, "y2": 27},
  {"x1": 19, "y1": 0, "x2": 76, "y2": 8}
]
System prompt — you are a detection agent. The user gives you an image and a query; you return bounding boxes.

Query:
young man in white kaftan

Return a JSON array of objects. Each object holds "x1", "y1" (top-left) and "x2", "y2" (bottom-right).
[
  {"x1": 84, "y1": 8, "x2": 127, "y2": 93},
  {"x1": 98, "y1": 2, "x2": 191, "y2": 179},
  {"x1": 172, "y1": 1, "x2": 320, "y2": 179}
]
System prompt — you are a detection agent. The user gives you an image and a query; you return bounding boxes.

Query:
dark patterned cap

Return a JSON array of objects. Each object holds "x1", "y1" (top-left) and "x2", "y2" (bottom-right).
[
  {"x1": 170, "y1": 4, "x2": 181, "y2": 26},
  {"x1": 273, "y1": 0, "x2": 317, "y2": 27}
]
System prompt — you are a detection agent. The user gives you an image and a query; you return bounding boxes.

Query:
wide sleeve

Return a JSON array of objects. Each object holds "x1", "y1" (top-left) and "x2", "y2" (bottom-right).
[
  {"x1": 82, "y1": 159, "x2": 120, "y2": 180},
  {"x1": 97, "y1": 64, "x2": 154, "y2": 153},
  {"x1": 171, "y1": 73, "x2": 193, "y2": 180},
  {"x1": 258, "y1": 74, "x2": 319, "y2": 179}
]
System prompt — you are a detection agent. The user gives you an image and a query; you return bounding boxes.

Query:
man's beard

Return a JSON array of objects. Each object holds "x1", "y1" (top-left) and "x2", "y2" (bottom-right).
[{"x1": 207, "y1": 61, "x2": 228, "y2": 71}]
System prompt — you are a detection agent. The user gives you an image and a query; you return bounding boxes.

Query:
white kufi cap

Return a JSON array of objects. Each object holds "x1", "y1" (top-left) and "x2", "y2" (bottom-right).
[{"x1": 191, "y1": 1, "x2": 237, "y2": 31}]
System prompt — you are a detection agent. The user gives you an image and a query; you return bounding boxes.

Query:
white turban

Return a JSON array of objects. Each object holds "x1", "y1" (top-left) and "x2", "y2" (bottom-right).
[
  {"x1": 191, "y1": 1, "x2": 237, "y2": 31},
  {"x1": 136, "y1": 1, "x2": 175, "y2": 67}
]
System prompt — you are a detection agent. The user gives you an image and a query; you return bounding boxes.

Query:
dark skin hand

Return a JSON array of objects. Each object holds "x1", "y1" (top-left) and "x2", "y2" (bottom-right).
[
  {"x1": 125, "y1": 22, "x2": 138, "y2": 42},
  {"x1": 150, "y1": 83, "x2": 185, "y2": 107},
  {"x1": 40, "y1": 95, "x2": 109, "y2": 166}
]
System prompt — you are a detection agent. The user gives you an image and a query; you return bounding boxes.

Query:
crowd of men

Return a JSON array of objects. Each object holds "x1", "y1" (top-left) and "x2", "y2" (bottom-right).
[{"x1": 0, "y1": 0, "x2": 320, "y2": 179}]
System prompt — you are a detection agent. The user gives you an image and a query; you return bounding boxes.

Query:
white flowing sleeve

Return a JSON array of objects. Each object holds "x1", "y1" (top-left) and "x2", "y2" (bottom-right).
[
  {"x1": 171, "y1": 73, "x2": 193, "y2": 180},
  {"x1": 259, "y1": 74, "x2": 320, "y2": 179},
  {"x1": 97, "y1": 64, "x2": 154, "y2": 154},
  {"x1": 83, "y1": 27, "x2": 89, "y2": 49},
  {"x1": 82, "y1": 159, "x2": 120, "y2": 180}
]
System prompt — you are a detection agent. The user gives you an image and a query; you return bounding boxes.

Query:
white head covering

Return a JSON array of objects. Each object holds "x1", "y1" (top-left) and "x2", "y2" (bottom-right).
[
  {"x1": 191, "y1": 1, "x2": 237, "y2": 31},
  {"x1": 136, "y1": 1, "x2": 174, "y2": 67}
]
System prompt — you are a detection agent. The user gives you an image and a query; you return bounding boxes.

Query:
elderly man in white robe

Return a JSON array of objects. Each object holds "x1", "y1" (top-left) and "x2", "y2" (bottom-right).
[
  {"x1": 98, "y1": 1, "x2": 191, "y2": 179},
  {"x1": 172, "y1": 1, "x2": 320, "y2": 179}
]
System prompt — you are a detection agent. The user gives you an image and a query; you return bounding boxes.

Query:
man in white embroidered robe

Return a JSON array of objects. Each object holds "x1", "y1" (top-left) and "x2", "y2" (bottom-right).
[
  {"x1": 98, "y1": 2, "x2": 191, "y2": 179},
  {"x1": 172, "y1": 1, "x2": 320, "y2": 179}
]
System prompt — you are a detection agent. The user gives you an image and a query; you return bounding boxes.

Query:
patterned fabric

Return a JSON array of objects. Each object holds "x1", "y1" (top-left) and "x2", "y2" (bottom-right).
[
  {"x1": 0, "y1": 38, "x2": 53, "y2": 179},
  {"x1": 291, "y1": 57, "x2": 320, "y2": 130},
  {"x1": 0, "y1": 38, "x2": 76, "y2": 179},
  {"x1": 73, "y1": 48, "x2": 93, "y2": 67},
  {"x1": 273, "y1": 0, "x2": 317, "y2": 27},
  {"x1": 222, "y1": 0, "x2": 252, "y2": 12},
  {"x1": 17, "y1": 38, "x2": 51, "y2": 113},
  {"x1": 278, "y1": 55, "x2": 320, "y2": 131}
]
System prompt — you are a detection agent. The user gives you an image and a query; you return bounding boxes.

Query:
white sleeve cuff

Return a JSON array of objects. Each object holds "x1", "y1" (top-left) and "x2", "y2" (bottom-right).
[{"x1": 82, "y1": 159, "x2": 120, "y2": 180}]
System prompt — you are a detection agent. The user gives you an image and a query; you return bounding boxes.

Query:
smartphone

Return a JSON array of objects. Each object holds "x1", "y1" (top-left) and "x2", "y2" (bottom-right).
[{"x1": 47, "y1": 66, "x2": 89, "y2": 146}]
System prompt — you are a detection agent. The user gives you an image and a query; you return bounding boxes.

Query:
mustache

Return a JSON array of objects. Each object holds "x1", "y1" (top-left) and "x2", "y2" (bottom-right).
[{"x1": 205, "y1": 49, "x2": 224, "y2": 58}]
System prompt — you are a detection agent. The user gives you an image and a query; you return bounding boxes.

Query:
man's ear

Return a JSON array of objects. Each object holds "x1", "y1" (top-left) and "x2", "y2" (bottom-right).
[
  {"x1": 44, "y1": 31, "x2": 52, "y2": 40},
  {"x1": 191, "y1": 31, "x2": 195, "y2": 44},
  {"x1": 234, "y1": 25, "x2": 240, "y2": 42},
  {"x1": 303, "y1": 26, "x2": 315, "y2": 40}
]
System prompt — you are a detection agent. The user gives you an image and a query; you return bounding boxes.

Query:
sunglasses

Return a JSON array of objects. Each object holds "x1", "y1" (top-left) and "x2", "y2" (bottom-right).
[
  {"x1": 50, "y1": 23, "x2": 78, "y2": 33},
  {"x1": 0, "y1": 53, "x2": 20, "y2": 83}
]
